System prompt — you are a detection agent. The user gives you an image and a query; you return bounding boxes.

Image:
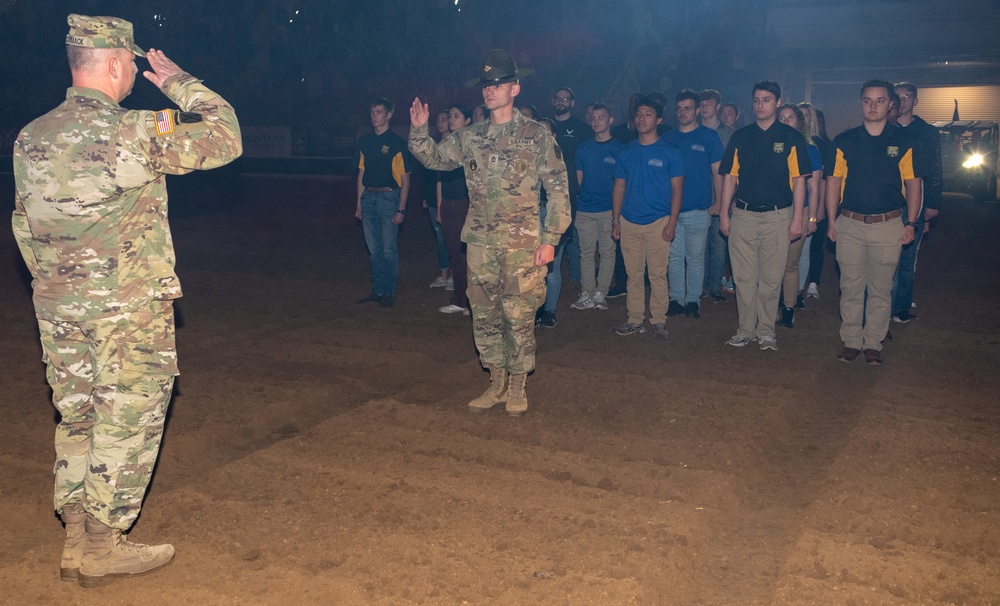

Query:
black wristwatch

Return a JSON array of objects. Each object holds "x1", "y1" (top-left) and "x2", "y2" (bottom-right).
[
  {"x1": 396, "y1": 209, "x2": 406, "y2": 215},
  {"x1": 904, "y1": 220, "x2": 918, "y2": 228}
]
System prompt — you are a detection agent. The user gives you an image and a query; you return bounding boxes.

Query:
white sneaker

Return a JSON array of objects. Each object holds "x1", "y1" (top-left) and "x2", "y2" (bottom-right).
[
  {"x1": 806, "y1": 282, "x2": 819, "y2": 299},
  {"x1": 571, "y1": 292, "x2": 594, "y2": 310},
  {"x1": 429, "y1": 276, "x2": 448, "y2": 288},
  {"x1": 592, "y1": 292, "x2": 608, "y2": 310},
  {"x1": 439, "y1": 304, "x2": 466, "y2": 314},
  {"x1": 445, "y1": 278, "x2": 455, "y2": 291},
  {"x1": 758, "y1": 336, "x2": 777, "y2": 351}
]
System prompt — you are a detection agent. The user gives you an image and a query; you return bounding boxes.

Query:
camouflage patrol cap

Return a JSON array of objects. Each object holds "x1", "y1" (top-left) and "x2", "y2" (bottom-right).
[
  {"x1": 465, "y1": 49, "x2": 534, "y2": 89},
  {"x1": 66, "y1": 14, "x2": 146, "y2": 57}
]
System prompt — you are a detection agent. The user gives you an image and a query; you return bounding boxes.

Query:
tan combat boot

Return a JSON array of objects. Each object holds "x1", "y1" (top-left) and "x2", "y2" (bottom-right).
[
  {"x1": 467, "y1": 365, "x2": 508, "y2": 413},
  {"x1": 78, "y1": 515, "x2": 175, "y2": 588},
  {"x1": 505, "y1": 373, "x2": 528, "y2": 417},
  {"x1": 59, "y1": 503, "x2": 87, "y2": 581}
]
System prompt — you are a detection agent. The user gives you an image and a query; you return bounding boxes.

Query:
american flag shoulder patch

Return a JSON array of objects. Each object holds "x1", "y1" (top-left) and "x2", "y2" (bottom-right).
[{"x1": 154, "y1": 110, "x2": 175, "y2": 136}]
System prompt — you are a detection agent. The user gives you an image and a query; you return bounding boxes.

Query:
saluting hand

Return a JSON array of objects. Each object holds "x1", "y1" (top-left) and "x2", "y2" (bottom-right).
[
  {"x1": 143, "y1": 49, "x2": 184, "y2": 89},
  {"x1": 410, "y1": 98, "x2": 430, "y2": 128}
]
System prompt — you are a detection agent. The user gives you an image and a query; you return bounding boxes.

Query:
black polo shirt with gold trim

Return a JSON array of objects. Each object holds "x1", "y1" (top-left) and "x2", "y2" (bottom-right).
[
  {"x1": 355, "y1": 129, "x2": 413, "y2": 189},
  {"x1": 718, "y1": 121, "x2": 811, "y2": 209},
  {"x1": 825, "y1": 124, "x2": 921, "y2": 215}
]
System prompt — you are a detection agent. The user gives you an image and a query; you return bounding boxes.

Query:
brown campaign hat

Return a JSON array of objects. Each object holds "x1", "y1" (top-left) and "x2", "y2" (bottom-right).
[
  {"x1": 66, "y1": 14, "x2": 146, "y2": 57},
  {"x1": 464, "y1": 49, "x2": 534, "y2": 89}
]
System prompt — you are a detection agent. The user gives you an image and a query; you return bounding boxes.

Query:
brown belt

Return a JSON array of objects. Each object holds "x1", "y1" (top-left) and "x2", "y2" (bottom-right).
[
  {"x1": 365, "y1": 186, "x2": 397, "y2": 193},
  {"x1": 840, "y1": 209, "x2": 902, "y2": 224}
]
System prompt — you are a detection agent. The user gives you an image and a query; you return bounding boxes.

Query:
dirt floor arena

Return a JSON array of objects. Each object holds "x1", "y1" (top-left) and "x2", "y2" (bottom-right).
[{"x1": 1, "y1": 173, "x2": 998, "y2": 605}]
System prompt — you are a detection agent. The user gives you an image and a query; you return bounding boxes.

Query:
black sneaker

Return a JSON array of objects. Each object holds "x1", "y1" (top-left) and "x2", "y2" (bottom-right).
[
  {"x1": 378, "y1": 294, "x2": 397, "y2": 308},
  {"x1": 779, "y1": 306, "x2": 794, "y2": 328},
  {"x1": 711, "y1": 292, "x2": 726, "y2": 303},
  {"x1": 667, "y1": 300, "x2": 686, "y2": 317},
  {"x1": 357, "y1": 292, "x2": 382, "y2": 304},
  {"x1": 892, "y1": 310, "x2": 917, "y2": 324},
  {"x1": 606, "y1": 285, "x2": 627, "y2": 299},
  {"x1": 795, "y1": 293, "x2": 805, "y2": 309},
  {"x1": 539, "y1": 311, "x2": 557, "y2": 328},
  {"x1": 686, "y1": 302, "x2": 700, "y2": 319}
]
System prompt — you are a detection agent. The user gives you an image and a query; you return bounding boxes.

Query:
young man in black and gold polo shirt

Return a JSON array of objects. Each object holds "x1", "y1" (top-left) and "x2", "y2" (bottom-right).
[
  {"x1": 718, "y1": 81, "x2": 810, "y2": 351},
  {"x1": 355, "y1": 97, "x2": 414, "y2": 308},
  {"x1": 825, "y1": 79, "x2": 922, "y2": 366}
]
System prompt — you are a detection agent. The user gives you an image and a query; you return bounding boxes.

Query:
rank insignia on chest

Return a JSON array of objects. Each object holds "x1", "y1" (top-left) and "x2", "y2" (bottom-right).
[
  {"x1": 154, "y1": 110, "x2": 175, "y2": 136},
  {"x1": 470, "y1": 160, "x2": 478, "y2": 171},
  {"x1": 381, "y1": 145, "x2": 390, "y2": 155},
  {"x1": 887, "y1": 146, "x2": 899, "y2": 158},
  {"x1": 513, "y1": 159, "x2": 528, "y2": 174},
  {"x1": 773, "y1": 142, "x2": 784, "y2": 154}
]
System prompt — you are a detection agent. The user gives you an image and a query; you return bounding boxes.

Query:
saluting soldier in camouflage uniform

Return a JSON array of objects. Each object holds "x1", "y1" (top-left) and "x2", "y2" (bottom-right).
[
  {"x1": 408, "y1": 49, "x2": 571, "y2": 416},
  {"x1": 12, "y1": 14, "x2": 242, "y2": 587}
]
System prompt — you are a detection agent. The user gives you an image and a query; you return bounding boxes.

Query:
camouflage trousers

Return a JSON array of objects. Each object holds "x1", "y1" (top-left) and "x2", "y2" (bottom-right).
[
  {"x1": 466, "y1": 244, "x2": 547, "y2": 375},
  {"x1": 37, "y1": 300, "x2": 178, "y2": 530}
]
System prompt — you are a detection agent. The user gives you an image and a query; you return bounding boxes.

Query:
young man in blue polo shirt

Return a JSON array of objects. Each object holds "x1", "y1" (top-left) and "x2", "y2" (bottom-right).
[
  {"x1": 718, "y1": 81, "x2": 810, "y2": 351},
  {"x1": 572, "y1": 103, "x2": 623, "y2": 311},
  {"x1": 611, "y1": 96, "x2": 685, "y2": 338},
  {"x1": 662, "y1": 89, "x2": 725, "y2": 319}
]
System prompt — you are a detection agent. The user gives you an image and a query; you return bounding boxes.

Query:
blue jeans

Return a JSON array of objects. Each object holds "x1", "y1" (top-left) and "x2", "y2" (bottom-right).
[
  {"x1": 669, "y1": 209, "x2": 710, "y2": 305},
  {"x1": 891, "y1": 214, "x2": 924, "y2": 315},
  {"x1": 427, "y1": 206, "x2": 449, "y2": 272},
  {"x1": 360, "y1": 190, "x2": 400, "y2": 296},
  {"x1": 704, "y1": 214, "x2": 727, "y2": 295},
  {"x1": 540, "y1": 205, "x2": 565, "y2": 313}
]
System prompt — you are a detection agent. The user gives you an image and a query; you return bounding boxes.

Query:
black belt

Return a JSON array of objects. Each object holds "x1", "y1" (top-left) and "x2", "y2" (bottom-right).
[
  {"x1": 365, "y1": 186, "x2": 397, "y2": 193},
  {"x1": 734, "y1": 199, "x2": 790, "y2": 213}
]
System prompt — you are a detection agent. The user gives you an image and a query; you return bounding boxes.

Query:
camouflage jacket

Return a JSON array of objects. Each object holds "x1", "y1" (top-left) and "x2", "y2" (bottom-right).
[
  {"x1": 409, "y1": 110, "x2": 570, "y2": 249},
  {"x1": 12, "y1": 73, "x2": 242, "y2": 321}
]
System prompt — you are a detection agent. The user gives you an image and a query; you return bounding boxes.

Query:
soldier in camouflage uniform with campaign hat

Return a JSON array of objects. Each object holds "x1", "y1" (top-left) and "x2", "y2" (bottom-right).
[
  {"x1": 12, "y1": 14, "x2": 242, "y2": 587},
  {"x1": 408, "y1": 49, "x2": 571, "y2": 417}
]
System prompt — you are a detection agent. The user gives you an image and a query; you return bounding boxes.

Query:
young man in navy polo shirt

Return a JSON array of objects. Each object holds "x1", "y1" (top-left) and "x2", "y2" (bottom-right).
[
  {"x1": 355, "y1": 97, "x2": 414, "y2": 308},
  {"x1": 662, "y1": 89, "x2": 725, "y2": 319},
  {"x1": 611, "y1": 96, "x2": 685, "y2": 338},
  {"x1": 826, "y1": 79, "x2": 922, "y2": 365},
  {"x1": 718, "y1": 81, "x2": 809, "y2": 351}
]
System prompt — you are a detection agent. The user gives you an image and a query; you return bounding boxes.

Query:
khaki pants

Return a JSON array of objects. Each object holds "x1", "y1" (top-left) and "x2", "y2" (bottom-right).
[
  {"x1": 728, "y1": 206, "x2": 792, "y2": 339},
  {"x1": 782, "y1": 211, "x2": 811, "y2": 304},
  {"x1": 466, "y1": 244, "x2": 547, "y2": 375},
  {"x1": 575, "y1": 210, "x2": 615, "y2": 296},
  {"x1": 835, "y1": 214, "x2": 903, "y2": 351},
  {"x1": 620, "y1": 215, "x2": 671, "y2": 325}
]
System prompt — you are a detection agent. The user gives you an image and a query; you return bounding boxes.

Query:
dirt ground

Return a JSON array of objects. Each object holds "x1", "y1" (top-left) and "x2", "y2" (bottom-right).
[{"x1": 1, "y1": 173, "x2": 998, "y2": 606}]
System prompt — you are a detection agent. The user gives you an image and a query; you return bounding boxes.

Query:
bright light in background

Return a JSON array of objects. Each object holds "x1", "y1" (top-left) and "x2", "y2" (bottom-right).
[{"x1": 963, "y1": 153, "x2": 984, "y2": 168}]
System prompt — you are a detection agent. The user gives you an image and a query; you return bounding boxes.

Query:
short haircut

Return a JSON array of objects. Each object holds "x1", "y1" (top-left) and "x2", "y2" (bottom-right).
[
  {"x1": 894, "y1": 81, "x2": 918, "y2": 98},
  {"x1": 67, "y1": 45, "x2": 114, "y2": 73},
  {"x1": 860, "y1": 79, "x2": 895, "y2": 99},
  {"x1": 370, "y1": 97, "x2": 394, "y2": 114},
  {"x1": 450, "y1": 102, "x2": 473, "y2": 121},
  {"x1": 636, "y1": 95, "x2": 664, "y2": 119},
  {"x1": 590, "y1": 102, "x2": 610, "y2": 114},
  {"x1": 699, "y1": 89, "x2": 722, "y2": 104},
  {"x1": 721, "y1": 102, "x2": 739, "y2": 116},
  {"x1": 676, "y1": 88, "x2": 700, "y2": 106},
  {"x1": 752, "y1": 80, "x2": 781, "y2": 100},
  {"x1": 555, "y1": 86, "x2": 575, "y2": 100}
]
